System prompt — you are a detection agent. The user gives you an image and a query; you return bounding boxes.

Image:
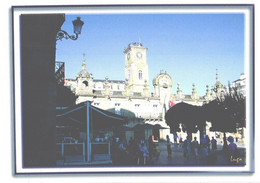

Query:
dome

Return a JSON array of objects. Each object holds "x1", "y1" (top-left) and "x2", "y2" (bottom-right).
[
  {"x1": 77, "y1": 69, "x2": 91, "y2": 78},
  {"x1": 77, "y1": 56, "x2": 91, "y2": 79},
  {"x1": 153, "y1": 71, "x2": 173, "y2": 87}
]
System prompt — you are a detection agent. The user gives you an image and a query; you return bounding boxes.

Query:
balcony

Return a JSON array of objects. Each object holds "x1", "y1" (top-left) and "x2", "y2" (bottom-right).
[{"x1": 55, "y1": 61, "x2": 65, "y2": 85}]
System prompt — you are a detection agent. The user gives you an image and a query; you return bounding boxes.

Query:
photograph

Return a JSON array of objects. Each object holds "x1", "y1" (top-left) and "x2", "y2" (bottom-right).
[{"x1": 12, "y1": 4, "x2": 254, "y2": 174}]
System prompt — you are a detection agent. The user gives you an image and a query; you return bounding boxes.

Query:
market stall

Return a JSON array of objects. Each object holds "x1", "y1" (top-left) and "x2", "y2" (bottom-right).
[{"x1": 56, "y1": 101, "x2": 127, "y2": 165}]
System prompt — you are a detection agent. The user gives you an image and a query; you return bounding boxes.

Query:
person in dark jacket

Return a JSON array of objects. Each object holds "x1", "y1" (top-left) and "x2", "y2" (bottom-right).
[{"x1": 166, "y1": 135, "x2": 172, "y2": 158}]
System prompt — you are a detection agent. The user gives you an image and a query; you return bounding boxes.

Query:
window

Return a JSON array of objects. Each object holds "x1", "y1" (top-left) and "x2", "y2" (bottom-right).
[
  {"x1": 135, "y1": 104, "x2": 140, "y2": 118},
  {"x1": 153, "y1": 104, "x2": 158, "y2": 117},
  {"x1": 115, "y1": 103, "x2": 121, "y2": 115},
  {"x1": 117, "y1": 85, "x2": 120, "y2": 90},
  {"x1": 93, "y1": 103, "x2": 100, "y2": 106},
  {"x1": 138, "y1": 70, "x2": 143, "y2": 80}
]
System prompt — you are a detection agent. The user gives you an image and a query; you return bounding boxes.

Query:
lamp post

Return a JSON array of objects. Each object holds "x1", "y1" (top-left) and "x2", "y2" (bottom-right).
[{"x1": 56, "y1": 17, "x2": 84, "y2": 41}]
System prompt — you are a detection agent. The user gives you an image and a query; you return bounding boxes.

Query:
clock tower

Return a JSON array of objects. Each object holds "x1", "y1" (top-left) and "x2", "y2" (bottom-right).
[{"x1": 124, "y1": 42, "x2": 150, "y2": 97}]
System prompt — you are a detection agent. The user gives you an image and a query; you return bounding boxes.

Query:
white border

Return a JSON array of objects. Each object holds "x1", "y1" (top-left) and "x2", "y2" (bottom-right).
[{"x1": 13, "y1": 5, "x2": 254, "y2": 174}]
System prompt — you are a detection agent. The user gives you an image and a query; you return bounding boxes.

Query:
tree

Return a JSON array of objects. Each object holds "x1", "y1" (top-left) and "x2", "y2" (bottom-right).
[
  {"x1": 203, "y1": 87, "x2": 246, "y2": 150},
  {"x1": 165, "y1": 102, "x2": 206, "y2": 139},
  {"x1": 221, "y1": 88, "x2": 246, "y2": 129}
]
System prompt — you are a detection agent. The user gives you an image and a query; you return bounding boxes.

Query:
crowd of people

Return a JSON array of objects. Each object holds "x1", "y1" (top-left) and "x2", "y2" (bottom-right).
[
  {"x1": 110, "y1": 135, "x2": 160, "y2": 165},
  {"x1": 110, "y1": 133, "x2": 240, "y2": 166},
  {"x1": 167, "y1": 134, "x2": 240, "y2": 165},
  {"x1": 180, "y1": 135, "x2": 218, "y2": 164}
]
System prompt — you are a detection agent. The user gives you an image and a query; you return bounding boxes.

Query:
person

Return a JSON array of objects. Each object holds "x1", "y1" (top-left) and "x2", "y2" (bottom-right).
[
  {"x1": 192, "y1": 137, "x2": 199, "y2": 160},
  {"x1": 95, "y1": 135, "x2": 100, "y2": 142},
  {"x1": 128, "y1": 137, "x2": 134, "y2": 147},
  {"x1": 104, "y1": 136, "x2": 108, "y2": 142},
  {"x1": 127, "y1": 137, "x2": 136, "y2": 165},
  {"x1": 207, "y1": 137, "x2": 218, "y2": 165},
  {"x1": 223, "y1": 135, "x2": 228, "y2": 151},
  {"x1": 111, "y1": 137, "x2": 120, "y2": 165},
  {"x1": 118, "y1": 138, "x2": 127, "y2": 165},
  {"x1": 173, "y1": 133, "x2": 179, "y2": 145},
  {"x1": 179, "y1": 135, "x2": 183, "y2": 148},
  {"x1": 138, "y1": 141, "x2": 149, "y2": 165},
  {"x1": 235, "y1": 133, "x2": 239, "y2": 143},
  {"x1": 227, "y1": 136, "x2": 239, "y2": 163},
  {"x1": 206, "y1": 135, "x2": 211, "y2": 152},
  {"x1": 184, "y1": 136, "x2": 192, "y2": 160},
  {"x1": 166, "y1": 135, "x2": 172, "y2": 158},
  {"x1": 131, "y1": 139, "x2": 140, "y2": 165},
  {"x1": 211, "y1": 136, "x2": 217, "y2": 151},
  {"x1": 148, "y1": 135, "x2": 155, "y2": 160},
  {"x1": 200, "y1": 135, "x2": 209, "y2": 163},
  {"x1": 154, "y1": 143, "x2": 160, "y2": 160},
  {"x1": 183, "y1": 137, "x2": 187, "y2": 158}
]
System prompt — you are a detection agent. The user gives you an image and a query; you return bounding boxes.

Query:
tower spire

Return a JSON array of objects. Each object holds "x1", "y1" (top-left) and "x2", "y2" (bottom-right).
[
  {"x1": 192, "y1": 83, "x2": 198, "y2": 100},
  {"x1": 216, "y1": 69, "x2": 219, "y2": 82},
  {"x1": 82, "y1": 53, "x2": 86, "y2": 71}
]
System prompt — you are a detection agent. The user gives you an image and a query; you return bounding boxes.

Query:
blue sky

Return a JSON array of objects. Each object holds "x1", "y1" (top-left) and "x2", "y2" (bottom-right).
[{"x1": 56, "y1": 13, "x2": 244, "y2": 96}]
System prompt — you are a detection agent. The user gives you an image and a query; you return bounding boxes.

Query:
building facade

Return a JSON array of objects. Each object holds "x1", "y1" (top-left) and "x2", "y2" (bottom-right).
[
  {"x1": 65, "y1": 42, "x2": 242, "y2": 142},
  {"x1": 232, "y1": 73, "x2": 246, "y2": 96}
]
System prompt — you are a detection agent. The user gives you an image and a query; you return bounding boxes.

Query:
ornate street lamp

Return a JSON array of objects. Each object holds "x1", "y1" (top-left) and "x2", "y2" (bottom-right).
[{"x1": 56, "y1": 17, "x2": 84, "y2": 41}]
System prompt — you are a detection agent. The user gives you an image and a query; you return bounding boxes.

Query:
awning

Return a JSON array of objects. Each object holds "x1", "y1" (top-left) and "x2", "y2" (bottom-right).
[
  {"x1": 56, "y1": 101, "x2": 127, "y2": 130},
  {"x1": 131, "y1": 123, "x2": 169, "y2": 131}
]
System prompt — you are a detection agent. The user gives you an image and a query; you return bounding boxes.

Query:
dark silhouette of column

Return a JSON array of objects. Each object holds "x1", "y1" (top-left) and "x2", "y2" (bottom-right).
[{"x1": 21, "y1": 14, "x2": 65, "y2": 167}]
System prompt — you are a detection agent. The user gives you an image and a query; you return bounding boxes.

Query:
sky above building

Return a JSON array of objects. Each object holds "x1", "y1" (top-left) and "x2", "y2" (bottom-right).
[{"x1": 56, "y1": 13, "x2": 245, "y2": 96}]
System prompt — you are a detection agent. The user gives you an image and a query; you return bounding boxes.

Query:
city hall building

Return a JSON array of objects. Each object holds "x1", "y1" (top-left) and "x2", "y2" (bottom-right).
[{"x1": 65, "y1": 42, "x2": 233, "y2": 142}]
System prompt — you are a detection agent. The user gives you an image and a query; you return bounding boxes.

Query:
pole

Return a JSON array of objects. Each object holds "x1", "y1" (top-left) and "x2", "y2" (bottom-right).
[
  {"x1": 83, "y1": 142, "x2": 85, "y2": 162},
  {"x1": 61, "y1": 143, "x2": 64, "y2": 158},
  {"x1": 86, "y1": 102, "x2": 91, "y2": 162}
]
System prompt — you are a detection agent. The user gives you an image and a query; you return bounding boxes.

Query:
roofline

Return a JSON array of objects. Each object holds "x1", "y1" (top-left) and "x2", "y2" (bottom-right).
[{"x1": 93, "y1": 79, "x2": 125, "y2": 83}]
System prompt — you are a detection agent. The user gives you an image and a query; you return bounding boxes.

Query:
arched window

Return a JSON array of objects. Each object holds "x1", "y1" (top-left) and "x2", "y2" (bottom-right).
[{"x1": 138, "y1": 70, "x2": 143, "y2": 80}]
